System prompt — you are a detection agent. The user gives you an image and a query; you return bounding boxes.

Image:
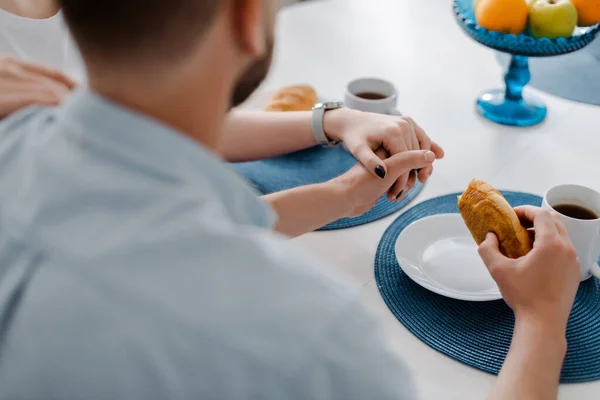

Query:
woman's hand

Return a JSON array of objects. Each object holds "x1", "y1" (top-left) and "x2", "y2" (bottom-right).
[
  {"x1": 0, "y1": 56, "x2": 77, "y2": 119},
  {"x1": 324, "y1": 108, "x2": 445, "y2": 200},
  {"x1": 333, "y1": 149, "x2": 437, "y2": 217}
]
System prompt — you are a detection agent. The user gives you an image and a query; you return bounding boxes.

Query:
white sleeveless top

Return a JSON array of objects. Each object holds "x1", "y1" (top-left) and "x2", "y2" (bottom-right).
[{"x1": 0, "y1": 8, "x2": 85, "y2": 81}]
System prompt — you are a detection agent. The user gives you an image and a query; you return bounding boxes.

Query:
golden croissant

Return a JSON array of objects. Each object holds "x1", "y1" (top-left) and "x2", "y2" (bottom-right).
[
  {"x1": 264, "y1": 85, "x2": 318, "y2": 112},
  {"x1": 458, "y1": 179, "x2": 532, "y2": 259}
]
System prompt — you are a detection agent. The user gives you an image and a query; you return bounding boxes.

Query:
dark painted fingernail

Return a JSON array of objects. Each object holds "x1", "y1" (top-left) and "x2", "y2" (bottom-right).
[
  {"x1": 375, "y1": 165, "x2": 386, "y2": 179},
  {"x1": 396, "y1": 190, "x2": 404, "y2": 200}
]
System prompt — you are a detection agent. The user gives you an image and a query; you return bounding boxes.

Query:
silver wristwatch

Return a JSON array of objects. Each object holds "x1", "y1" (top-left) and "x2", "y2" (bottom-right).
[{"x1": 311, "y1": 102, "x2": 344, "y2": 147}]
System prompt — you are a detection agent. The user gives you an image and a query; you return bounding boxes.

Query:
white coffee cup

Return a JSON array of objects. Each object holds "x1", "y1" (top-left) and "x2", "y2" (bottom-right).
[
  {"x1": 542, "y1": 184, "x2": 600, "y2": 281},
  {"x1": 344, "y1": 78, "x2": 402, "y2": 116}
]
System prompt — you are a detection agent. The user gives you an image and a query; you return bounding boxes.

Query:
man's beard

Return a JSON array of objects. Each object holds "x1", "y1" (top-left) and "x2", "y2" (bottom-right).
[{"x1": 231, "y1": 38, "x2": 274, "y2": 108}]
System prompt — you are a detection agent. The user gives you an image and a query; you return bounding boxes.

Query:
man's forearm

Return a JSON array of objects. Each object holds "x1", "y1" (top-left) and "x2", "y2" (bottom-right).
[
  {"x1": 221, "y1": 111, "x2": 316, "y2": 162},
  {"x1": 263, "y1": 182, "x2": 351, "y2": 238},
  {"x1": 488, "y1": 316, "x2": 567, "y2": 400}
]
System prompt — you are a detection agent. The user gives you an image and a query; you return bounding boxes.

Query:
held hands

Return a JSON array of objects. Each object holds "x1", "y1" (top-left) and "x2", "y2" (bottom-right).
[
  {"x1": 324, "y1": 108, "x2": 445, "y2": 199},
  {"x1": 478, "y1": 206, "x2": 581, "y2": 330},
  {"x1": 333, "y1": 149, "x2": 436, "y2": 218},
  {"x1": 0, "y1": 56, "x2": 77, "y2": 119}
]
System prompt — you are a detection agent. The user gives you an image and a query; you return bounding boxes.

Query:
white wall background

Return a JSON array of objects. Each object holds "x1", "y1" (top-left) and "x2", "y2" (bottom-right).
[{"x1": 281, "y1": 0, "x2": 302, "y2": 7}]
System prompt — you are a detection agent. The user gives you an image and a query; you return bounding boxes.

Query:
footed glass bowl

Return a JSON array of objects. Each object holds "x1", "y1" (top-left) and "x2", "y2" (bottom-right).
[{"x1": 454, "y1": 0, "x2": 600, "y2": 127}]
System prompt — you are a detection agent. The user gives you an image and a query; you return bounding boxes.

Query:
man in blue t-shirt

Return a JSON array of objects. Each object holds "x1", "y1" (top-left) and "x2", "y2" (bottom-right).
[{"x1": 0, "y1": 1, "x2": 581, "y2": 399}]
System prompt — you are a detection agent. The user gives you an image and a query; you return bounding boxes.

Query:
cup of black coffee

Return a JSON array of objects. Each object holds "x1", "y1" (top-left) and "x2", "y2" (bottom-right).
[
  {"x1": 552, "y1": 204, "x2": 598, "y2": 220},
  {"x1": 344, "y1": 78, "x2": 402, "y2": 116},
  {"x1": 542, "y1": 184, "x2": 600, "y2": 281}
]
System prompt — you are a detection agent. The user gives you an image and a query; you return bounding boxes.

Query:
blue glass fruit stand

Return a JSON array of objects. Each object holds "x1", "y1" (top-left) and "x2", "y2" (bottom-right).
[{"x1": 454, "y1": 0, "x2": 600, "y2": 127}]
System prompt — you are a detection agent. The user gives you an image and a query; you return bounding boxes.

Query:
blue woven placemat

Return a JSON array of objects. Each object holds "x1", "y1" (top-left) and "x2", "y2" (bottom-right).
[
  {"x1": 375, "y1": 191, "x2": 600, "y2": 383},
  {"x1": 232, "y1": 146, "x2": 423, "y2": 230}
]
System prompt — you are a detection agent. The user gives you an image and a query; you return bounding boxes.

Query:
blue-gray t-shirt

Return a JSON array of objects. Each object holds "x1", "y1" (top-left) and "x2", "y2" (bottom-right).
[{"x1": 0, "y1": 89, "x2": 414, "y2": 400}]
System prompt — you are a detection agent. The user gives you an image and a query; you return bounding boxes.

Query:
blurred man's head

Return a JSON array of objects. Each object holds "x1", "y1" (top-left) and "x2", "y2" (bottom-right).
[{"x1": 60, "y1": 0, "x2": 278, "y2": 115}]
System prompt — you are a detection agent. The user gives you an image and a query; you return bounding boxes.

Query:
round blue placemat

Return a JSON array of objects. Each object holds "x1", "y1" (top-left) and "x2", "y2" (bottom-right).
[
  {"x1": 232, "y1": 145, "x2": 423, "y2": 230},
  {"x1": 496, "y1": 38, "x2": 600, "y2": 105},
  {"x1": 375, "y1": 191, "x2": 600, "y2": 383}
]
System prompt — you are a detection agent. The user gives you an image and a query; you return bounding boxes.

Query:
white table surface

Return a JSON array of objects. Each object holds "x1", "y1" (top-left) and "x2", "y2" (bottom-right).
[{"x1": 255, "y1": 0, "x2": 600, "y2": 398}]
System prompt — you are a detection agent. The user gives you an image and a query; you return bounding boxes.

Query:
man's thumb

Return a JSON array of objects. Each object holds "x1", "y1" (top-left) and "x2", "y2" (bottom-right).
[{"x1": 385, "y1": 150, "x2": 435, "y2": 176}]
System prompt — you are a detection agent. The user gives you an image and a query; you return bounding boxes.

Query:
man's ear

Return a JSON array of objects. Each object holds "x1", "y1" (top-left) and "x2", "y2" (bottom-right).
[{"x1": 232, "y1": 0, "x2": 267, "y2": 58}]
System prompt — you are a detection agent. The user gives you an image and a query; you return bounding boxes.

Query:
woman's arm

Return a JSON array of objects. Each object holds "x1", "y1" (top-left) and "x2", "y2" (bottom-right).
[
  {"x1": 221, "y1": 110, "x2": 317, "y2": 162},
  {"x1": 263, "y1": 182, "x2": 349, "y2": 238},
  {"x1": 0, "y1": 56, "x2": 76, "y2": 119},
  {"x1": 0, "y1": 0, "x2": 59, "y2": 18},
  {"x1": 264, "y1": 150, "x2": 436, "y2": 237},
  {"x1": 222, "y1": 108, "x2": 445, "y2": 201}
]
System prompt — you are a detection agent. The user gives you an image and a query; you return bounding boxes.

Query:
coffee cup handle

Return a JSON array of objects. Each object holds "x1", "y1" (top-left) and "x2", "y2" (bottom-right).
[{"x1": 387, "y1": 108, "x2": 403, "y2": 116}]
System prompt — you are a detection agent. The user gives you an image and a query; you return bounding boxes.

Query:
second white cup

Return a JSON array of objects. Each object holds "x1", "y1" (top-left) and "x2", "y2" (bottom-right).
[{"x1": 344, "y1": 78, "x2": 402, "y2": 116}]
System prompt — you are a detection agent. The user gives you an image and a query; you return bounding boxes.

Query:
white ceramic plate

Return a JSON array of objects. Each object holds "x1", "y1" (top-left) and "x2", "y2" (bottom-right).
[{"x1": 395, "y1": 214, "x2": 502, "y2": 301}]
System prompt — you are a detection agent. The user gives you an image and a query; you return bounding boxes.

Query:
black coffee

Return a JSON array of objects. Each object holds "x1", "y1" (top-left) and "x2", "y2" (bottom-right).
[
  {"x1": 356, "y1": 91, "x2": 388, "y2": 100},
  {"x1": 553, "y1": 204, "x2": 599, "y2": 220}
]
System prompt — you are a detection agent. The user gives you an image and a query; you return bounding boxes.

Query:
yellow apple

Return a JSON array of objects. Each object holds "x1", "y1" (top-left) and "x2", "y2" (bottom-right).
[{"x1": 529, "y1": 0, "x2": 578, "y2": 39}]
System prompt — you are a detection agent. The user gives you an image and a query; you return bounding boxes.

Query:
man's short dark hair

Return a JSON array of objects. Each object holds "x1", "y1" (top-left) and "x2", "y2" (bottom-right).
[{"x1": 60, "y1": 1, "x2": 222, "y2": 62}]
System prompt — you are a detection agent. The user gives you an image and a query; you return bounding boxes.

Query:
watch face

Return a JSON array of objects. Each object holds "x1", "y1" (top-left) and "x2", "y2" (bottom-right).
[
  {"x1": 323, "y1": 102, "x2": 344, "y2": 110},
  {"x1": 312, "y1": 102, "x2": 344, "y2": 111}
]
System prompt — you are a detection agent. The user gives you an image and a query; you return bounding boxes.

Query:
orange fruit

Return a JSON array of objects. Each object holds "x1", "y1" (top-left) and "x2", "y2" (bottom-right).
[
  {"x1": 476, "y1": 0, "x2": 529, "y2": 35},
  {"x1": 570, "y1": 0, "x2": 600, "y2": 26}
]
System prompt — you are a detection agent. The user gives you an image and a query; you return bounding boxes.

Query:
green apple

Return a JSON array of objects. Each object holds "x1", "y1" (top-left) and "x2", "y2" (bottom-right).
[{"x1": 528, "y1": 0, "x2": 578, "y2": 39}]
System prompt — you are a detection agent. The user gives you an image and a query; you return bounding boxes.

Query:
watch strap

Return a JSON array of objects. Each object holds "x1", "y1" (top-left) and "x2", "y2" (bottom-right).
[{"x1": 311, "y1": 102, "x2": 344, "y2": 146}]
